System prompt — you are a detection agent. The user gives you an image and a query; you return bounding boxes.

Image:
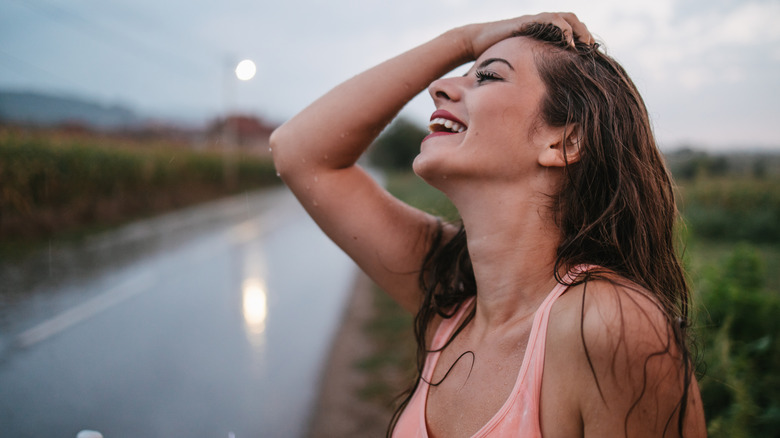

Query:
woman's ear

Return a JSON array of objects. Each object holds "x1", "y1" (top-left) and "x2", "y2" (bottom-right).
[{"x1": 538, "y1": 125, "x2": 581, "y2": 168}]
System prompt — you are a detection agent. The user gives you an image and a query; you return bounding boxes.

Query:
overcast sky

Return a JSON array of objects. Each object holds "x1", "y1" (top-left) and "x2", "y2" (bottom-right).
[{"x1": 1, "y1": 0, "x2": 779, "y2": 151}]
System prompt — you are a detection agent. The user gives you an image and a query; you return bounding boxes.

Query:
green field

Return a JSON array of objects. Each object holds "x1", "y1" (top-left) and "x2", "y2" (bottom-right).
[{"x1": 0, "y1": 128, "x2": 280, "y2": 255}]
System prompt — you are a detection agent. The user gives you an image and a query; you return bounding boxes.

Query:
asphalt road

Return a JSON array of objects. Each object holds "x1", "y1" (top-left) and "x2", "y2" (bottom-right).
[{"x1": 0, "y1": 187, "x2": 357, "y2": 437}]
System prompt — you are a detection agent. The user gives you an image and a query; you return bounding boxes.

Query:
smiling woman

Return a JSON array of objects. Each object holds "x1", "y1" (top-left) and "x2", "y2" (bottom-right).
[{"x1": 270, "y1": 12, "x2": 706, "y2": 438}]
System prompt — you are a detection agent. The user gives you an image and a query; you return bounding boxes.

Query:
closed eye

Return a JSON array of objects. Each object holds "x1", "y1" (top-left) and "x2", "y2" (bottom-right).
[{"x1": 475, "y1": 70, "x2": 501, "y2": 84}]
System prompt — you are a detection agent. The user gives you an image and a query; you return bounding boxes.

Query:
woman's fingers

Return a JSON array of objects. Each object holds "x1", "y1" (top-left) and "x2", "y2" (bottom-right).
[
  {"x1": 560, "y1": 12, "x2": 593, "y2": 45},
  {"x1": 530, "y1": 12, "x2": 593, "y2": 46},
  {"x1": 463, "y1": 11, "x2": 595, "y2": 60}
]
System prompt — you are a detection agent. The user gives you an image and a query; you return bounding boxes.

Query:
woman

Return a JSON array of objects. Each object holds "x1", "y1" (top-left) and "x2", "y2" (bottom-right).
[{"x1": 271, "y1": 12, "x2": 706, "y2": 437}]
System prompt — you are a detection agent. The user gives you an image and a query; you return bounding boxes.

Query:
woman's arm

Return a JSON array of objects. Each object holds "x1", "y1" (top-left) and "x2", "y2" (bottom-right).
[{"x1": 270, "y1": 13, "x2": 590, "y2": 312}]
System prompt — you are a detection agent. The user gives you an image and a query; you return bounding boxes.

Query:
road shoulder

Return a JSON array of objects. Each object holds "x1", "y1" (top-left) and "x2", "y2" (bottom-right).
[{"x1": 306, "y1": 271, "x2": 394, "y2": 437}]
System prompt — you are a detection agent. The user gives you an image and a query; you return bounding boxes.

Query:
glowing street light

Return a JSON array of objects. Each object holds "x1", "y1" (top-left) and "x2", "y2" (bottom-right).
[{"x1": 235, "y1": 59, "x2": 256, "y2": 81}]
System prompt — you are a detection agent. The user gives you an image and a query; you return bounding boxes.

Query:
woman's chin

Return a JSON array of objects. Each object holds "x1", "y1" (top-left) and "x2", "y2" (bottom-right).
[
  {"x1": 412, "y1": 154, "x2": 437, "y2": 182},
  {"x1": 412, "y1": 155, "x2": 453, "y2": 192}
]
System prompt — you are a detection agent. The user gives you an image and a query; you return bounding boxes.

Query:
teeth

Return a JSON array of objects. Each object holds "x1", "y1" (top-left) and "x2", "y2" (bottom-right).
[{"x1": 428, "y1": 117, "x2": 466, "y2": 134}]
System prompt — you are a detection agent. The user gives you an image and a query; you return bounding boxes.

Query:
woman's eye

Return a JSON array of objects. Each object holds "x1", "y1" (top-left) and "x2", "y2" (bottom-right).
[{"x1": 475, "y1": 70, "x2": 501, "y2": 83}]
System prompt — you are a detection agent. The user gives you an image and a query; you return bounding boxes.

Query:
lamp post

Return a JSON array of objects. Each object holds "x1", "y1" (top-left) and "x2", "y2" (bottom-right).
[{"x1": 222, "y1": 58, "x2": 256, "y2": 188}]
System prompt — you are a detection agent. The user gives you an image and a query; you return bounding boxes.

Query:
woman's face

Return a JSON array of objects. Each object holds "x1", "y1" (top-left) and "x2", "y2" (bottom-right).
[{"x1": 413, "y1": 37, "x2": 560, "y2": 188}]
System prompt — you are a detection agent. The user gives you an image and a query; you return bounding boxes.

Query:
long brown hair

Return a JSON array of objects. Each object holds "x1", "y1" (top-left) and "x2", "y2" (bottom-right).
[{"x1": 388, "y1": 23, "x2": 694, "y2": 437}]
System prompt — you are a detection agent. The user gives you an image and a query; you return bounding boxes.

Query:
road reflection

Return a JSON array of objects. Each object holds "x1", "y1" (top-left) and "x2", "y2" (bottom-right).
[
  {"x1": 242, "y1": 277, "x2": 268, "y2": 345},
  {"x1": 240, "y1": 233, "x2": 270, "y2": 349}
]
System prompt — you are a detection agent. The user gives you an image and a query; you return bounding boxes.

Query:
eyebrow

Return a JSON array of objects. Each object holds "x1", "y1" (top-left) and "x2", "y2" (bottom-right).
[
  {"x1": 478, "y1": 57, "x2": 515, "y2": 71},
  {"x1": 463, "y1": 57, "x2": 515, "y2": 77}
]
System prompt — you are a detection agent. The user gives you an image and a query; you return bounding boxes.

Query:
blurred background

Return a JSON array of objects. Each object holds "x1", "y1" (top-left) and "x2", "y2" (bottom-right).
[{"x1": 1, "y1": 0, "x2": 779, "y2": 437}]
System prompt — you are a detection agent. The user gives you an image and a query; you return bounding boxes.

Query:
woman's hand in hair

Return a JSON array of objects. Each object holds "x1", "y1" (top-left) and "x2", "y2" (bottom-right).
[{"x1": 460, "y1": 12, "x2": 592, "y2": 59}]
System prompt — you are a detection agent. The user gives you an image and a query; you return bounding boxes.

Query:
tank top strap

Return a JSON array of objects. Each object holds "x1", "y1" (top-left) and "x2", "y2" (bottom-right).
[
  {"x1": 423, "y1": 297, "x2": 476, "y2": 380},
  {"x1": 526, "y1": 264, "x2": 595, "y2": 407},
  {"x1": 536, "y1": 264, "x2": 594, "y2": 319}
]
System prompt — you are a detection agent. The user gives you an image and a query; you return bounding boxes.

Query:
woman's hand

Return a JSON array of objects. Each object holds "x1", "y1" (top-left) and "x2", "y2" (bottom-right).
[{"x1": 458, "y1": 12, "x2": 592, "y2": 60}]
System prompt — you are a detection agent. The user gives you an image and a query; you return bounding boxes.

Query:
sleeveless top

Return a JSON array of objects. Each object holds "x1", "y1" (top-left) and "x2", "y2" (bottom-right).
[{"x1": 393, "y1": 267, "x2": 587, "y2": 437}]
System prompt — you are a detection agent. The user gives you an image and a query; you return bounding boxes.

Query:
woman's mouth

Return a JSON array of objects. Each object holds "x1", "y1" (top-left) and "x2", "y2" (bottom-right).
[
  {"x1": 424, "y1": 110, "x2": 468, "y2": 140},
  {"x1": 428, "y1": 117, "x2": 466, "y2": 134}
]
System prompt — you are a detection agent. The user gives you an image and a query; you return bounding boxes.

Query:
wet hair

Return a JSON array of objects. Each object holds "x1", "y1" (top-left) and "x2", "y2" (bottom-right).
[{"x1": 388, "y1": 23, "x2": 695, "y2": 437}]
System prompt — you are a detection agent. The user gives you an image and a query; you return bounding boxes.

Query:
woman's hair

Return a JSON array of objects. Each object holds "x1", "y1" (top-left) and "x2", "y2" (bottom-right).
[{"x1": 387, "y1": 23, "x2": 694, "y2": 437}]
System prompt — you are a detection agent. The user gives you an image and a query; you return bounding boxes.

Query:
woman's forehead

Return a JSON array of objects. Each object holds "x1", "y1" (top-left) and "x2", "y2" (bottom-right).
[
  {"x1": 476, "y1": 37, "x2": 539, "y2": 71},
  {"x1": 481, "y1": 37, "x2": 536, "y2": 59},
  {"x1": 470, "y1": 37, "x2": 542, "y2": 80}
]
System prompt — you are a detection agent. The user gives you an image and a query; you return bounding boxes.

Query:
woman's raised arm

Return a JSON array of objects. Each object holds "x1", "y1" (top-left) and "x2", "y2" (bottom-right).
[{"x1": 270, "y1": 13, "x2": 589, "y2": 312}]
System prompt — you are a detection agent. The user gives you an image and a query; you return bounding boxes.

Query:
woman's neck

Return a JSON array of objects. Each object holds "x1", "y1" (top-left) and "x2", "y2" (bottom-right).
[{"x1": 451, "y1": 182, "x2": 562, "y2": 331}]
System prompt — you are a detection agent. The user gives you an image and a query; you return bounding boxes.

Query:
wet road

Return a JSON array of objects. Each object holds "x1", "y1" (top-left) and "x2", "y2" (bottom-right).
[{"x1": 0, "y1": 187, "x2": 357, "y2": 437}]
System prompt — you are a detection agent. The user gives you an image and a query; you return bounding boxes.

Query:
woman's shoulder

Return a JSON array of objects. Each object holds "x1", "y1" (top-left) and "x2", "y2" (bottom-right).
[
  {"x1": 543, "y1": 275, "x2": 698, "y2": 436},
  {"x1": 548, "y1": 275, "x2": 672, "y2": 350}
]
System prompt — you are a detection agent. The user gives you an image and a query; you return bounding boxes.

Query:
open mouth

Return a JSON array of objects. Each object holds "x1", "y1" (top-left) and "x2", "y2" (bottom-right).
[{"x1": 428, "y1": 117, "x2": 466, "y2": 134}]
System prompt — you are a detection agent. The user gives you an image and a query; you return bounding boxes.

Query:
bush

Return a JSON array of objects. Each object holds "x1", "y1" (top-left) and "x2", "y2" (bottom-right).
[
  {"x1": 385, "y1": 171, "x2": 457, "y2": 221},
  {"x1": 368, "y1": 118, "x2": 427, "y2": 170},
  {"x1": 695, "y1": 244, "x2": 780, "y2": 437},
  {"x1": 679, "y1": 177, "x2": 780, "y2": 243}
]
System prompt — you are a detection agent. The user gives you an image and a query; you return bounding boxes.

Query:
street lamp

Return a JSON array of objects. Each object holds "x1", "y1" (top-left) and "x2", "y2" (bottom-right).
[{"x1": 223, "y1": 58, "x2": 256, "y2": 188}]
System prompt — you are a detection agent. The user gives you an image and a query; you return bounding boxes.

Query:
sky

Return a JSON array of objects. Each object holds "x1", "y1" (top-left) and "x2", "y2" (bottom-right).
[{"x1": 1, "y1": 0, "x2": 779, "y2": 151}]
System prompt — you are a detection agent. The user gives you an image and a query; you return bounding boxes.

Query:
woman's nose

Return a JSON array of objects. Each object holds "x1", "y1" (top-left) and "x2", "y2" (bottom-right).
[{"x1": 428, "y1": 77, "x2": 463, "y2": 103}]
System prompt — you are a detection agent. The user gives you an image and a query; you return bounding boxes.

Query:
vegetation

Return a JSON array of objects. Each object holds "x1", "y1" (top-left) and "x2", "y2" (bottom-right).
[
  {"x1": 356, "y1": 286, "x2": 416, "y2": 405},
  {"x1": 368, "y1": 117, "x2": 428, "y2": 170},
  {"x1": 679, "y1": 177, "x2": 780, "y2": 244},
  {"x1": 677, "y1": 162, "x2": 780, "y2": 436},
  {"x1": 0, "y1": 128, "x2": 279, "y2": 251},
  {"x1": 693, "y1": 243, "x2": 780, "y2": 437},
  {"x1": 361, "y1": 136, "x2": 780, "y2": 437}
]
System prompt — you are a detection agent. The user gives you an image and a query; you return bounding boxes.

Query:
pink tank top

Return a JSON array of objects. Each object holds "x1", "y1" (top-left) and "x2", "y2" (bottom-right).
[{"x1": 393, "y1": 268, "x2": 585, "y2": 437}]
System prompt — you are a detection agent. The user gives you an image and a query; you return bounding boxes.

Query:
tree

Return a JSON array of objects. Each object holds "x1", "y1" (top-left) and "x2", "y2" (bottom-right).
[{"x1": 368, "y1": 118, "x2": 427, "y2": 170}]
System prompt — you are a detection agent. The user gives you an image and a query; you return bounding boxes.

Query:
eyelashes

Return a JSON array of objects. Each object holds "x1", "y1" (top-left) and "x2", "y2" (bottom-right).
[{"x1": 475, "y1": 69, "x2": 502, "y2": 84}]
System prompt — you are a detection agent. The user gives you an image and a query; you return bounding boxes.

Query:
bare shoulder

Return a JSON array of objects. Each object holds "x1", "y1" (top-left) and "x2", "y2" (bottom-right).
[{"x1": 542, "y1": 277, "x2": 706, "y2": 438}]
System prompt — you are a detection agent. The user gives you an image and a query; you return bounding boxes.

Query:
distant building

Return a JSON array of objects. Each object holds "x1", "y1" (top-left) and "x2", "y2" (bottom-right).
[{"x1": 207, "y1": 115, "x2": 277, "y2": 155}]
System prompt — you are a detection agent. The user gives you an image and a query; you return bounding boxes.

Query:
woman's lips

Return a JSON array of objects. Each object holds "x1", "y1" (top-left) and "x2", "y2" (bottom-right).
[
  {"x1": 423, "y1": 131, "x2": 457, "y2": 141},
  {"x1": 429, "y1": 109, "x2": 466, "y2": 127},
  {"x1": 423, "y1": 109, "x2": 467, "y2": 142}
]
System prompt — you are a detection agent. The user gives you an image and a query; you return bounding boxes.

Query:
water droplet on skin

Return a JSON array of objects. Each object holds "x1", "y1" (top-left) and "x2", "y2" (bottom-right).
[
  {"x1": 276, "y1": 172, "x2": 281, "y2": 177},
  {"x1": 314, "y1": 175, "x2": 319, "y2": 182},
  {"x1": 323, "y1": 154, "x2": 329, "y2": 160},
  {"x1": 305, "y1": 185, "x2": 310, "y2": 190},
  {"x1": 301, "y1": 158, "x2": 307, "y2": 163},
  {"x1": 312, "y1": 200, "x2": 319, "y2": 207},
  {"x1": 442, "y1": 175, "x2": 448, "y2": 180},
  {"x1": 268, "y1": 147, "x2": 272, "y2": 152}
]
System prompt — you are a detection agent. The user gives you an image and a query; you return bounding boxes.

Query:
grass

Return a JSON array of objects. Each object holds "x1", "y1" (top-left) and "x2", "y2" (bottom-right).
[{"x1": 356, "y1": 285, "x2": 416, "y2": 405}]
